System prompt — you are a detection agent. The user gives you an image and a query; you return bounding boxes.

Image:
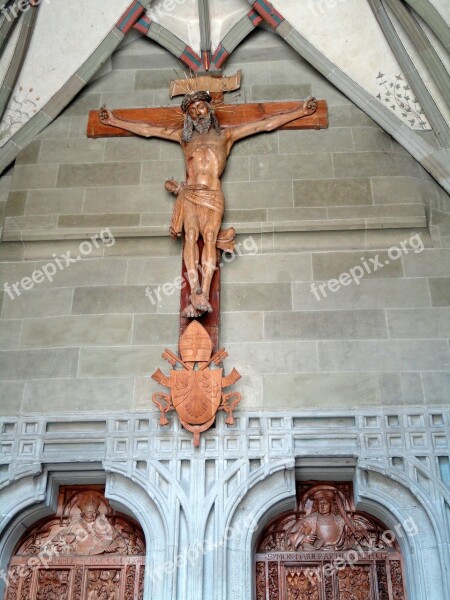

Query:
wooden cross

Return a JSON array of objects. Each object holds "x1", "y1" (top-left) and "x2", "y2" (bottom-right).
[
  {"x1": 87, "y1": 71, "x2": 328, "y2": 137},
  {"x1": 86, "y1": 72, "x2": 328, "y2": 352}
]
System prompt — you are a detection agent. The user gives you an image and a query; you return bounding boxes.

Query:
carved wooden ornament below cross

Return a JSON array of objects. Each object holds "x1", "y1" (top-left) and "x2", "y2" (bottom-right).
[{"x1": 87, "y1": 71, "x2": 328, "y2": 446}]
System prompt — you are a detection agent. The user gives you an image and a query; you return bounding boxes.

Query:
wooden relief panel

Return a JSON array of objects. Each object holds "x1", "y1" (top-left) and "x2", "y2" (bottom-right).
[
  {"x1": 268, "y1": 562, "x2": 280, "y2": 600},
  {"x1": 4, "y1": 486, "x2": 146, "y2": 600},
  {"x1": 337, "y1": 566, "x2": 371, "y2": 600},
  {"x1": 376, "y1": 561, "x2": 389, "y2": 600},
  {"x1": 87, "y1": 570, "x2": 120, "y2": 600},
  {"x1": 36, "y1": 570, "x2": 70, "y2": 600},
  {"x1": 255, "y1": 482, "x2": 407, "y2": 600},
  {"x1": 16, "y1": 488, "x2": 145, "y2": 557},
  {"x1": 256, "y1": 563, "x2": 266, "y2": 600},
  {"x1": 124, "y1": 565, "x2": 136, "y2": 600},
  {"x1": 324, "y1": 573, "x2": 333, "y2": 600},
  {"x1": 390, "y1": 561, "x2": 406, "y2": 600},
  {"x1": 17, "y1": 568, "x2": 32, "y2": 600},
  {"x1": 5, "y1": 568, "x2": 20, "y2": 600},
  {"x1": 285, "y1": 567, "x2": 320, "y2": 600},
  {"x1": 138, "y1": 566, "x2": 145, "y2": 600},
  {"x1": 72, "y1": 568, "x2": 83, "y2": 600}
]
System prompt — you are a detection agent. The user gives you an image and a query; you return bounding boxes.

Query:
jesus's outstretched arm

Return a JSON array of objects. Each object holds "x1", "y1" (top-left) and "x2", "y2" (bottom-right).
[
  {"x1": 229, "y1": 96, "x2": 317, "y2": 145},
  {"x1": 99, "y1": 106, "x2": 181, "y2": 143}
]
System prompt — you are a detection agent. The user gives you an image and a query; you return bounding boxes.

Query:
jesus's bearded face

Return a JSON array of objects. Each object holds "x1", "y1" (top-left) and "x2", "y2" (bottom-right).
[{"x1": 188, "y1": 100, "x2": 212, "y2": 134}]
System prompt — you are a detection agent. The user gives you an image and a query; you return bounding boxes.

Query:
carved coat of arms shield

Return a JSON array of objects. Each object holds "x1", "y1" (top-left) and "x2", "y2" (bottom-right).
[
  {"x1": 152, "y1": 321, "x2": 241, "y2": 446},
  {"x1": 171, "y1": 368, "x2": 222, "y2": 425}
]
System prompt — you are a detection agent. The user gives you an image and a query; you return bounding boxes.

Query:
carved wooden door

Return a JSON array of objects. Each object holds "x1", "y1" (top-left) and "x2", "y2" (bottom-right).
[
  {"x1": 255, "y1": 482, "x2": 407, "y2": 600},
  {"x1": 4, "y1": 486, "x2": 146, "y2": 600}
]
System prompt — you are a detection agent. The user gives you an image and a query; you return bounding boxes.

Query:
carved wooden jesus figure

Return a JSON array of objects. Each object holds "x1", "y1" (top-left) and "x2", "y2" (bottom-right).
[{"x1": 100, "y1": 92, "x2": 317, "y2": 318}]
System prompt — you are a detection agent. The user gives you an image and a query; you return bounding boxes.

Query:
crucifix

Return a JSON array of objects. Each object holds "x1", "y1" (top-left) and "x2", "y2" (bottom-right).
[{"x1": 87, "y1": 71, "x2": 328, "y2": 444}]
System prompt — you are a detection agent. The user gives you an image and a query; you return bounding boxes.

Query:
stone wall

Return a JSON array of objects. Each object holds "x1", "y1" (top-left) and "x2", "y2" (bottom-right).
[{"x1": 0, "y1": 28, "x2": 449, "y2": 417}]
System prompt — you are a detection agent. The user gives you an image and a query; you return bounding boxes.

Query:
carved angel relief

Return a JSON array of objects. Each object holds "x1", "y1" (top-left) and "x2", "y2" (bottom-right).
[
  {"x1": 5, "y1": 487, "x2": 146, "y2": 600},
  {"x1": 255, "y1": 482, "x2": 407, "y2": 600}
]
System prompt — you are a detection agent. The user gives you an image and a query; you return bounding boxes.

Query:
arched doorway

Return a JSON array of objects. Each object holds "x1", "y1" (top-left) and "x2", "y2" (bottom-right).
[
  {"x1": 255, "y1": 481, "x2": 407, "y2": 600},
  {"x1": 3, "y1": 485, "x2": 146, "y2": 600}
]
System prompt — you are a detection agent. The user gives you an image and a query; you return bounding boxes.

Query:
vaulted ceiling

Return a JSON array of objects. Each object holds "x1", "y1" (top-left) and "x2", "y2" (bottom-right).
[{"x1": 0, "y1": 0, "x2": 448, "y2": 190}]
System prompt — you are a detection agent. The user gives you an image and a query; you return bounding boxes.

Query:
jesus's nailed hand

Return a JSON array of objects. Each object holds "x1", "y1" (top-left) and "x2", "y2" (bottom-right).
[
  {"x1": 99, "y1": 105, "x2": 114, "y2": 125},
  {"x1": 302, "y1": 95, "x2": 317, "y2": 115}
]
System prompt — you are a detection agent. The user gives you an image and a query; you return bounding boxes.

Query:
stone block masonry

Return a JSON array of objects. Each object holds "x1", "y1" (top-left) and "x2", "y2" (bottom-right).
[{"x1": 0, "y1": 30, "x2": 449, "y2": 416}]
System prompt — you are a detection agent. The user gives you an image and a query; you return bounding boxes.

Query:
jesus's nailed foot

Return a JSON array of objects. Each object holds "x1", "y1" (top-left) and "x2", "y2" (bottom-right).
[
  {"x1": 190, "y1": 289, "x2": 213, "y2": 314},
  {"x1": 181, "y1": 303, "x2": 202, "y2": 318}
]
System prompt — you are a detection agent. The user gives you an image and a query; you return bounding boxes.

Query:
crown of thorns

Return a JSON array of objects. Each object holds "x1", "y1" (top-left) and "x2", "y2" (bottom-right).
[{"x1": 181, "y1": 91, "x2": 212, "y2": 113}]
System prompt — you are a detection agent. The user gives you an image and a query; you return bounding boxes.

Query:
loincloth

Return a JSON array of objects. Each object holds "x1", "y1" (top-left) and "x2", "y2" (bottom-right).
[
  {"x1": 170, "y1": 185, "x2": 234, "y2": 252},
  {"x1": 183, "y1": 185, "x2": 225, "y2": 214}
]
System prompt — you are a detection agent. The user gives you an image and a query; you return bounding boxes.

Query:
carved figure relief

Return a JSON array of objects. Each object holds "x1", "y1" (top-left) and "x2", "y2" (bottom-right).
[
  {"x1": 255, "y1": 482, "x2": 407, "y2": 600},
  {"x1": 96, "y1": 73, "x2": 321, "y2": 319},
  {"x1": 258, "y1": 483, "x2": 389, "y2": 553},
  {"x1": 18, "y1": 489, "x2": 144, "y2": 558},
  {"x1": 4, "y1": 487, "x2": 145, "y2": 600}
]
